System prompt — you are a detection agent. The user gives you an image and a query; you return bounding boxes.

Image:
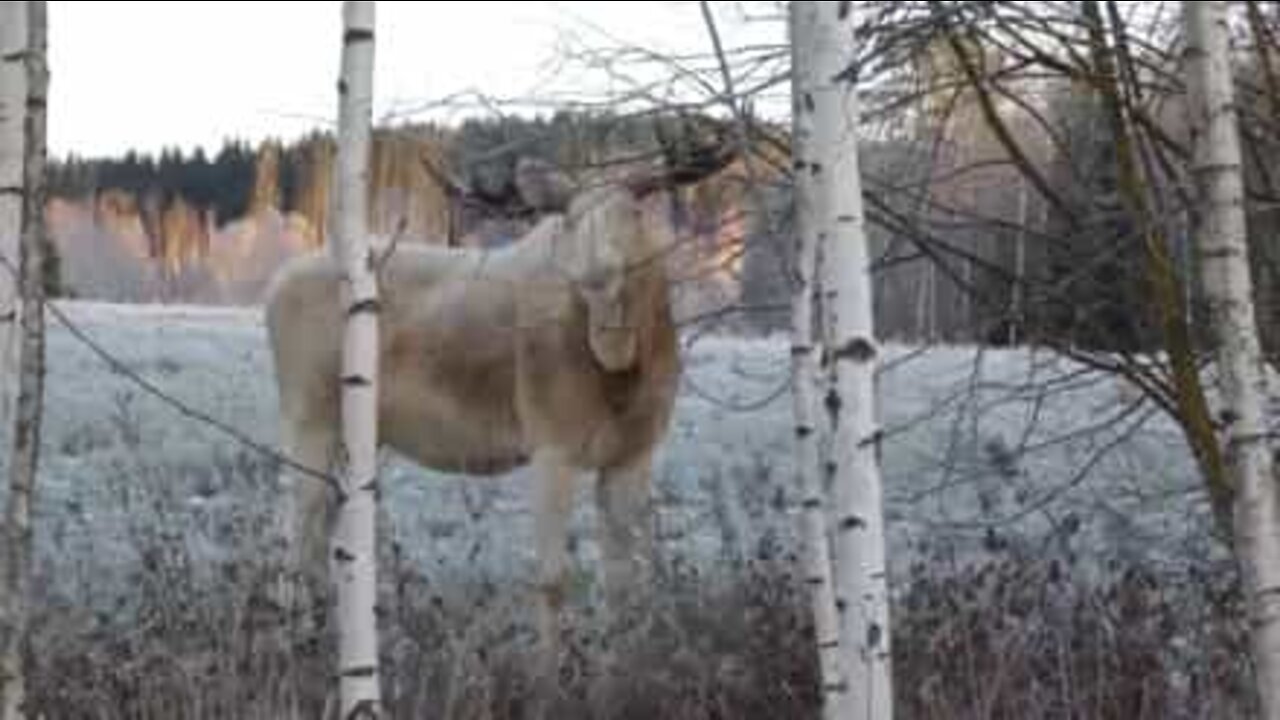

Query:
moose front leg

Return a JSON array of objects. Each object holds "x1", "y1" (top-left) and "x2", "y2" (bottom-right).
[
  {"x1": 276, "y1": 417, "x2": 338, "y2": 610},
  {"x1": 588, "y1": 453, "x2": 657, "y2": 715},
  {"x1": 271, "y1": 415, "x2": 337, "y2": 720},
  {"x1": 596, "y1": 453, "x2": 656, "y2": 628},
  {"x1": 532, "y1": 447, "x2": 575, "y2": 704}
]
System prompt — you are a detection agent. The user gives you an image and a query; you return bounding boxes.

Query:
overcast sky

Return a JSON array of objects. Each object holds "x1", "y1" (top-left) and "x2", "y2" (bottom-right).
[{"x1": 45, "y1": 1, "x2": 784, "y2": 158}]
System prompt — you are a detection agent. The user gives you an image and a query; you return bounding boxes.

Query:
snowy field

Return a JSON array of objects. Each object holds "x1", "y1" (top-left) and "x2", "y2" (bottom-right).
[{"x1": 18, "y1": 300, "x2": 1219, "y2": 608}]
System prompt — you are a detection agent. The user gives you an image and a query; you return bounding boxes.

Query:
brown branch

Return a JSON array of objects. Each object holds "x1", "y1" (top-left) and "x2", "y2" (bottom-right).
[
  {"x1": 1083, "y1": 0, "x2": 1232, "y2": 532},
  {"x1": 1248, "y1": 0, "x2": 1280, "y2": 126}
]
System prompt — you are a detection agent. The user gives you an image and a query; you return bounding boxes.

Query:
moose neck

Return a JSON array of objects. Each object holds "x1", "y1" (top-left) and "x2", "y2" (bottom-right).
[{"x1": 625, "y1": 254, "x2": 675, "y2": 373}]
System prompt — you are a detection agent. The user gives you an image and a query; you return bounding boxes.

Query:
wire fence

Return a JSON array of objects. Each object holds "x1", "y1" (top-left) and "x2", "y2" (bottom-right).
[{"x1": 0, "y1": 250, "x2": 341, "y2": 492}]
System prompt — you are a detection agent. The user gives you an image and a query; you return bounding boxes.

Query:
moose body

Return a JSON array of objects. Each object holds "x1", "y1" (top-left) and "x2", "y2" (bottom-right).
[{"x1": 265, "y1": 178, "x2": 681, "y2": 667}]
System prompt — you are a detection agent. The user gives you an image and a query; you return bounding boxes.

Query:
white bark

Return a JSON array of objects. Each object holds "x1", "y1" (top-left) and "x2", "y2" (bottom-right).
[
  {"x1": 330, "y1": 2, "x2": 382, "y2": 717},
  {"x1": 0, "y1": 4, "x2": 45, "y2": 719},
  {"x1": 807, "y1": 1, "x2": 894, "y2": 717},
  {"x1": 1184, "y1": 4, "x2": 1280, "y2": 717},
  {"x1": 788, "y1": 3, "x2": 846, "y2": 718},
  {"x1": 0, "y1": 1, "x2": 26, "y2": 428}
]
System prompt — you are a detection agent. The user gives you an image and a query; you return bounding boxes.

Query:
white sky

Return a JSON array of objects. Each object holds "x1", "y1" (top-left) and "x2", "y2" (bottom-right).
[{"x1": 46, "y1": 1, "x2": 785, "y2": 158}]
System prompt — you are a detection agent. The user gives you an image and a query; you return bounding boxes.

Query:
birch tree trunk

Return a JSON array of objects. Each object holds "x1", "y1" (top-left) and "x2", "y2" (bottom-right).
[
  {"x1": 330, "y1": 2, "x2": 382, "y2": 717},
  {"x1": 0, "y1": 1, "x2": 26, "y2": 427},
  {"x1": 808, "y1": 1, "x2": 894, "y2": 717},
  {"x1": 0, "y1": 3, "x2": 45, "y2": 718},
  {"x1": 788, "y1": 3, "x2": 846, "y2": 718},
  {"x1": 1184, "y1": 3, "x2": 1280, "y2": 716}
]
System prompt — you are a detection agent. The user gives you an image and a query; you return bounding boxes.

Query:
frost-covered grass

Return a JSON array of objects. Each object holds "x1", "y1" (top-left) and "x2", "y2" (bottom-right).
[
  {"x1": 11, "y1": 300, "x2": 1248, "y2": 718},
  {"x1": 27, "y1": 300, "x2": 1213, "y2": 589}
]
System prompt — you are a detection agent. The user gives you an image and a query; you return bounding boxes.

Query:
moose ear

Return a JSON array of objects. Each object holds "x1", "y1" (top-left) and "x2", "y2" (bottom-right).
[{"x1": 515, "y1": 156, "x2": 574, "y2": 214}]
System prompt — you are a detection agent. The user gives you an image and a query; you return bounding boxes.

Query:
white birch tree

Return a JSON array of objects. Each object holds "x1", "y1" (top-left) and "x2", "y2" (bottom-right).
[
  {"x1": 0, "y1": 3, "x2": 46, "y2": 718},
  {"x1": 1184, "y1": 3, "x2": 1280, "y2": 716},
  {"x1": 806, "y1": 1, "x2": 894, "y2": 717},
  {"x1": 330, "y1": 2, "x2": 382, "y2": 717},
  {"x1": 0, "y1": 1, "x2": 26, "y2": 427},
  {"x1": 788, "y1": 3, "x2": 846, "y2": 718}
]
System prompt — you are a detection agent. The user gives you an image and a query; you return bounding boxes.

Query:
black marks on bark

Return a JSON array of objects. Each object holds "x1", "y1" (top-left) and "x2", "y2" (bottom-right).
[
  {"x1": 866, "y1": 622, "x2": 883, "y2": 650},
  {"x1": 341, "y1": 665, "x2": 377, "y2": 679},
  {"x1": 824, "y1": 389, "x2": 842, "y2": 419},
  {"x1": 347, "y1": 298, "x2": 381, "y2": 316},
  {"x1": 831, "y1": 337, "x2": 876, "y2": 363},
  {"x1": 344, "y1": 28, "x2": 375, "y2": 44},
  {"x1": 840, "y1": 515, "x2": 867, "y2": 532}
]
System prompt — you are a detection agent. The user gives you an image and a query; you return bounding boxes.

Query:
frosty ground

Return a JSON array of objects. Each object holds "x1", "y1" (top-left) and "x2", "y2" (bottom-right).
[{"x1": 20, "y1": 300, "x2": 1217, "y2": 602}]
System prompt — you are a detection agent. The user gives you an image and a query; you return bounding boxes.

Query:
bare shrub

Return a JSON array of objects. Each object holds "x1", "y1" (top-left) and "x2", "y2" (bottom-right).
[
  {"x1": 894, "y1": 542, "x2": 1251, "y2": 719},
  {"x1": 19, "y1": 445, "x2": 1253, "y2": 719}
]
